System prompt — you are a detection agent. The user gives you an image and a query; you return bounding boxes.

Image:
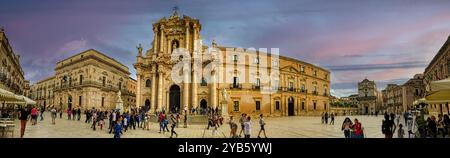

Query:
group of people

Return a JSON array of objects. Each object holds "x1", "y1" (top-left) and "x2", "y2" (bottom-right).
[
  {"x1": 321, "y1": 112, "x2": 335, "y2": 125},
  {"x1": 423, "y1": 114, "x2": 450, "y2": 138},
  {"x1": 225, "y1": 113, "x2": 267, "y2": 138},
  {"x1": 341, "y1": 117, "x2": 364, "y2": 138}
]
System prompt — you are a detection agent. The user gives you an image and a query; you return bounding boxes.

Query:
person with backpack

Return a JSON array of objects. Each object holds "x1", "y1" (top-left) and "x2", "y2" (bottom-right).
[{"x1": 382, "y1": 113, "x2": 396, "y2": 138}]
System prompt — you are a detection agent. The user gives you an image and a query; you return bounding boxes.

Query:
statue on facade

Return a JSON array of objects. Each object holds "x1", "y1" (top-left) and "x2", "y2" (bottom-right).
[
  {"x1": 137, "y1": 44, "x2": 143, "y2": 56},
  {"x1": 221, "y1": 88, "x2": 229, "y2": 117}
]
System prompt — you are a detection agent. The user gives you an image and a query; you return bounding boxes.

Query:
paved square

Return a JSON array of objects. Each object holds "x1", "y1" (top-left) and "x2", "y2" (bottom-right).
[{"x1": 9, "y1": 113, "x2": 389, "y2": 138}]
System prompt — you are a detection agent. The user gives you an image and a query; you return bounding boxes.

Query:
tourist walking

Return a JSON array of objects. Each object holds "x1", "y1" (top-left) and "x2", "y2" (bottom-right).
[
  {"x1": 444, "y1": 114, "x2": 450, "y2": 138},
  {"x1": 114, "y1": 117, "x2": 123, "y2": 138},
  {"x1": 91, "y1": 110, "x2": 97, "y2": 131},
  {"x1": 59, "y1": 108, "x2": 62, "y2": 118},
  {"x1": 352, "y1": 118, "x2": 364, "y2": 138},
  {"x1": 397, "y1": 124, "x2": 405, "y2": 138},
  {"x1": 67, "y1": 108, "x2": 71, "y2": 120},
  {"x1": 324, "y1": 112, "x2": 329, "y2": 124},
  {"x1": 39, "y1": 107, "x2": 45, "y2": 121},
  {"x1": 18, "y1": 106, "x2": 31, "y2": 138},
  {"x1": 341, "y1": 117, "x2": 353, "y2": 138},
  {"x1": 330, "y1": 113, "x2": 335, "y2": 125},
  {"x1": 183, "y1": 113, "x2": 188, "y2": 128},
  {"x1": 229, "y1": 116, "x2": 238, "y2": 138},
  {"x1": 31, "y1": 106, "x2": 38, "y2": 125},
  {"x1": 321, "y1": 112, "x2": 325, "y2": 124},
  {"x1": 51, "y1": 107, "x2": 57, "y2": 125},
  {"x1": 244, "y1": 116, "x2": 252, "y2": 138},
  {"x1": 382, "y1": 113, "x2": 395, "y2": 138},
  {"x1": 428, "y1": 116, "x2": 438, "y2": 138},
  {"x1": 77, "y1": 108, "x2": 81, "y2": 121},
  {"x1": 170, "y1": 114, "x2": 178, "y2": 138},
  {"x1": 257, "y1": 114, "x2": 267, "y2": 138},
  {"x1": 158, "y1": 112, "x2": 164, "y2": 133},
  {"x1": 437, "y1": 114, "x2": 446, "y2": 138},
  {"x1": 239, "y1": 113, "x2": 247, "y2": 137}
]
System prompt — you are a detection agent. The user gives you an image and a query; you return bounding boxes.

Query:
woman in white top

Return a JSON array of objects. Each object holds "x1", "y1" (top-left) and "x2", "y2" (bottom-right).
[{"x1": 244, "y1": 116, "x2": 252, "y2": 138}]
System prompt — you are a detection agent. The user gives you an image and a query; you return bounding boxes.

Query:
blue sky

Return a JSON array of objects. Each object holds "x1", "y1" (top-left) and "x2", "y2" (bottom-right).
[{"x1": 1, "y1": 0, "x2": 450, "y2": 97}]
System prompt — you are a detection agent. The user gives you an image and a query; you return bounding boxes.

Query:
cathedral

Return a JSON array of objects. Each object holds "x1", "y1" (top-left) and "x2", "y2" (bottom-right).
[{"x1": 134, "y1": 10, "x2": 331, "y2": 116}]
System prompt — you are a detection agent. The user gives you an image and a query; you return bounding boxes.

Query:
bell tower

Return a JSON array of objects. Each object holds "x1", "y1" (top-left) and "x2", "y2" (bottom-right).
[{"x1": 150, "y1": 7, "x2": 202, "y2": 56}]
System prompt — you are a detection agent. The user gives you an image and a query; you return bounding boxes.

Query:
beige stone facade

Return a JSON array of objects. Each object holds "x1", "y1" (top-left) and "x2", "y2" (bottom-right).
[
  {"x1": 134, "y1": 12, "x2": 330, "y2": 116},
  {"x1": 357, "y1": 79, "x2": 382, "y2": 114},
  {"x1": 31, "y1": 49, "x2": 136, "y2": 110},
  {"x1": 0, "y1": 29, "x2": 29, "y2": 96},
  {"x1": 424, "y1": 36, "x2": 450, "y2": 115}
]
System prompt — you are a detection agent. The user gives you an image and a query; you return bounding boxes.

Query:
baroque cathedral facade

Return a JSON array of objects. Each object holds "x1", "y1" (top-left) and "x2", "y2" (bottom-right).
[{"x1": 134, "y1": 11, "x2": 330, "y2": 116}]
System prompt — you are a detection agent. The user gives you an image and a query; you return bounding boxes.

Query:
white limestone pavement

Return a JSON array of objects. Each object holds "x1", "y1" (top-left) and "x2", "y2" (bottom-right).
[{"x1": 12, "y1": 113, "x2": 388, "y2": 138}]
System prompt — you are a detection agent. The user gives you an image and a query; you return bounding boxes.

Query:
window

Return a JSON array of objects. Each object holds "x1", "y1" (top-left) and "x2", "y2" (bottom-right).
[
  {"x1": 276, "y1": 101, "x2": 280, "y2": 110},
  {"x1": 313, "y1": 70, "x2": 317, "y2": 76},
  {"x1": 313, "y1": 102, "x2": 317, "y2": 110},
  {"x1": 301, "y1": 84, "x2": 305, "y2": 92},
  {"x1": 301, "y1": 102, "x2": 305, "y2": 110},
  {"x1": 325, "y1": 74, "x2": 328, "y2": 79},
  {"x1": 118, "y1": 82, "x2": 122, "y2": 90},
  {"x1": 79, "y1": 96, "x2": 82, "y2": 107},
  {"x1": 256, "y1": 101, "x2": 261, "y2": 111},
  {"x1": 69, "y1": 77, "x2": 72, "y2": 86},
  {"x1": 102, "y1": 77, "x2": 106, "y2": 87},
  {"x1": 255, "y1": 78, "x2": 260, "y2": 87},
  {"x1": 101, "y1": 97, "x2": 105, "y2": 107},
  {"x1": 273, "y1": 80, "x2": 279, "y2": 90},
  {"x1": 79, "y1": 75, "x2": 83, "y2": 85},
  {"x1": 145, "y1": 79, "x2": 151, "y2": 87},
  {"x1": 254, "y1": 57, "x2": 260, "y2": 64},
  {"x1": 289, "y1": 82, "x2": 294, "y2": 91},
  {"x1": 201, "y1": 77, "x2": 207, "y2": 86},
  {"x1": 324, "y1": 103, "x2": 327, "y2": 110},
  {"x1": 232, "y1": 55, "x2": 239, "y2": 62},
  {"x1": 300, "y1": 66, "x2": 304, "y2": 72},
  {"x1": 233, "y1": 77, "x2": 239, "y2": 88},
  {"x1": 324, "y1": 86, "x2": 328, "y2": 96},
  {"x1": 233, "y1": 101, "x2": 239, "y2": 111},
  {"x1": 272, "y1": 60, "x2": 279, "y2": 67}
]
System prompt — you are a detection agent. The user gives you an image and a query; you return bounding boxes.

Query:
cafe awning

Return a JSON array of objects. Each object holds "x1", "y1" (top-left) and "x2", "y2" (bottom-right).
[
  {"x1": 0, "y1": 87, "x2": 25, "y2": 103},
  {"x1": 423, "y1": 78, "x2": 450, "y2": 104}
]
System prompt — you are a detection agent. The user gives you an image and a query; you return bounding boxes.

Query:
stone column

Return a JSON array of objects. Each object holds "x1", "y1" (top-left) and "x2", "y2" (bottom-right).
[
  {"x1": 191, "y1": 61, "x2": 198, "y2": 110},
  {"x1": 136, "y1": 73, "x2": 141, "y2": 107},
  {"x1": 151, "y1": 68, "x2": 157, "y2": 112},
  {"x1": 160, "y1": 25, "x2": 165, "y2": 53},
  {"x1": 157, "y1": 69, "x2": 163, "y2": 111},
  {"x1": 153, "y1": 28, "x2": 158, "y2": 54},
  {"x1": 183, "y1": 61, "x2": 189, "y2": 112},
  {"x1": 185, "y1": 23, "x2": 190, "y2": 50},
  {"x1": 211, "y1": 70, "x2": 217, "y2": 109}
]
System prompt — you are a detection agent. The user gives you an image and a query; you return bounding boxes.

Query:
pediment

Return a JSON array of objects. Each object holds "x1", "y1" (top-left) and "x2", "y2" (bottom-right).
[{"x1": 280, "y1": 66, "x2": 300, "y2": 73}]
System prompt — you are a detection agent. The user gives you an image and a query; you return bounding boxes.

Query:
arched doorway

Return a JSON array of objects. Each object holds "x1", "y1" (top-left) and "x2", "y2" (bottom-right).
[
  {"x1": 200, "y1": 99, "x2": 208, "y2": 115},
  {"x1": 68, "y1": 95, "x2": 72, "y2": 110},
  {"x1": 288, "y1": 97, "x2": 295, "y2": 116},
  {"x1": 364, "y1": 105, "x2": 369, "y2": 115},
  {"x1": 145, "y1": 99, "x2": 150, "y2": 112},
  {"x1": 169, "y1": 85, "x2": 181, "y2": 113}
]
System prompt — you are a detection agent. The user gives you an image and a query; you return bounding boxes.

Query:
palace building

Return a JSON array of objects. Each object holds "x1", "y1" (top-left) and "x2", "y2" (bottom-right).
[
  {"x1": 134, "y1": 11, "x2": 331, "y2": 116},
  {"x1": 31, "y1": 49, "x2": 136, "y2": 110},
  {"x1": 1, "y1": 28, "x2": 29, "y2": 96}
]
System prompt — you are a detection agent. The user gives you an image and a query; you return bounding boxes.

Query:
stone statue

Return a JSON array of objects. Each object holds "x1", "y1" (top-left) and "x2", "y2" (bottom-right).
[
  {"x1": 137, "y1": 44, "x2": 143, "y2": 55},
  {"x1": 116, "y1": 90, "x2": 124, "y2": 114},
  {"x1": 221, "y1": 88, "x2": 228, "y2": 101}
]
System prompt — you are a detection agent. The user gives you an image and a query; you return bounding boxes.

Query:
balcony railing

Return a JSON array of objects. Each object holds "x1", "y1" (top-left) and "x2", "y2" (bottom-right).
[
  {"x1": 230, "y1": 83, "x2": 242, "y2": 89},
  {"x1": 312, "y1": 91, "x2": 319, "y2": 95},
  {"x1": 252, "y1": 85, "x2": 261, "y2": 90}
]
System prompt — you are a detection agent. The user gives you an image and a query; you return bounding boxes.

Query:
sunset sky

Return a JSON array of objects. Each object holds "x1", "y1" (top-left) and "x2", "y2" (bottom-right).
[{"x1": 1, "y1": 0, "x2": 450, "y2": 97}]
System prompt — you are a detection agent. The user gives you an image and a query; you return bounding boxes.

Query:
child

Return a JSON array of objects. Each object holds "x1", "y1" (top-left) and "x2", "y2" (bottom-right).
[
  {"x1": 114, "y1": 119, "x2": 123, "y2": 138},
  {"x1": 398, "y1": 124, "x2": 405, "y2": 138}
]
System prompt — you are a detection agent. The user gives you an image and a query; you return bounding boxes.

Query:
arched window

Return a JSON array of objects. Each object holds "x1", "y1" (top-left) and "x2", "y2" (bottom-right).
[{"x1": 145, "y1": 79, "x2": 151, "y2": 87}]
